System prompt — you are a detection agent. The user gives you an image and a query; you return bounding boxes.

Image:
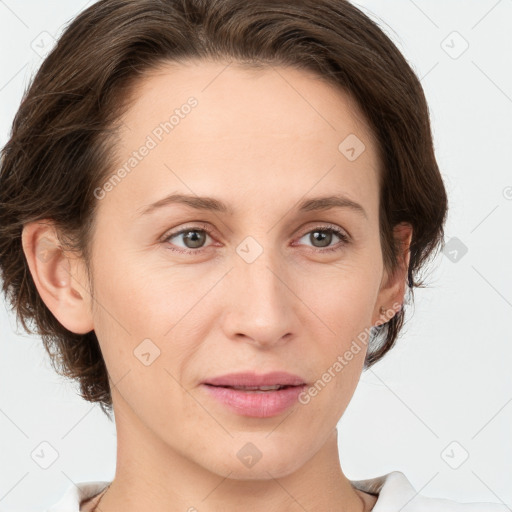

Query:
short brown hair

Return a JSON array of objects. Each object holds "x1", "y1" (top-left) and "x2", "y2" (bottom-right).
[{"x1": 0, "y1": 0, "x2": 448, "y2": 416}]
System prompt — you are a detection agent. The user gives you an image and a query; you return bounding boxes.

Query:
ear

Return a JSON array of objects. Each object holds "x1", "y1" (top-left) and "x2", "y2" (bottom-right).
[
  {"x1": 372, "y1": 222, "x2": 413, "y2": 326},
  {"x1": 21, "y1": 220, "x2": 94, "y2": 334}
]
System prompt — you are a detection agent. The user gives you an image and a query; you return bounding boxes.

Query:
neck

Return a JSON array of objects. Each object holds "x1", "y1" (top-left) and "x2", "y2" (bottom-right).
[{"x1": 97, "y1": 397, "x2": 376, "y2": 512}]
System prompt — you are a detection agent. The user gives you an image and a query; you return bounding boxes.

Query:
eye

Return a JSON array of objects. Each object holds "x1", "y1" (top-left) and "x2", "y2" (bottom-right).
[
  {"x1": 161, "y1": 223, "x2": 350, "y2": 255},
  {"x1": 295, "y1": 224, "x2": 350, "y2": 253},
  {"x1": 161, "y1": 223, "x2": 215, "y2": 254}
]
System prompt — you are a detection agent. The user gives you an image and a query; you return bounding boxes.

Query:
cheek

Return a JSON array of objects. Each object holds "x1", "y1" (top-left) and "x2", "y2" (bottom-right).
[
  {"x1": 88, "y1": 246, "x2": 213, "y2": 384},
  {"x1": 297, "y1": 265, "x2": 379, "y2": 386},
  {"x1": 89, "y1": 239, "x2": 176, "y2": 330},
  {"x1": 303, "y1": 261, "x2": 380, "y2": 331}
]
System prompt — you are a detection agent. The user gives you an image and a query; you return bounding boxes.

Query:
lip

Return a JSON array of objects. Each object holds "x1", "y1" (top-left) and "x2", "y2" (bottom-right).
[
  {"x1": 202, "y1": 371, "x2": 306, "y2": 387},
  {"x1": 201, "y1": 371, "x2": 307, "y2": 418},
  {"x1": 201, "y1": 383, "x2": 307, "y2": 418}
]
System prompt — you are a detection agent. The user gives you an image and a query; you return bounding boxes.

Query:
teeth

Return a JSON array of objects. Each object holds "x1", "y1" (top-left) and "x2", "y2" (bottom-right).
[{"x1": 231, "y1": 385, "x2": 284, "y2": 391}]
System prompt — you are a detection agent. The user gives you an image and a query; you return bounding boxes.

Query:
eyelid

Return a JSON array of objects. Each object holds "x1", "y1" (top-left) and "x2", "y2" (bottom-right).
[
  {"x1": 295, "y1": 222, "x2": 350, "y2": 240},
  {"x1": 160, "y1": 222, "x2": 214, "y2": 242}
]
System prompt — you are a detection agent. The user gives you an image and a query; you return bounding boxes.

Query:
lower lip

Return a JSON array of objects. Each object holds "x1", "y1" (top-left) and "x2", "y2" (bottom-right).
[{"x1": 201, "y1": 384, "x2": 307, "y2": 418}]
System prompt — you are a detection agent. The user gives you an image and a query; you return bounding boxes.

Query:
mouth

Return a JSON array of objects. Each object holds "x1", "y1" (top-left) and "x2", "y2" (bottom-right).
[{"x1": 200, "y1": 373, "x2": 308, "y2": 418}]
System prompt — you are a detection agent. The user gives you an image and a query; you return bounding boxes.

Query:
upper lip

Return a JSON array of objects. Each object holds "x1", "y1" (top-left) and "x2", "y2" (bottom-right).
[{"x1": 202, "y1": 371, "x2": 307, "y2": 387}]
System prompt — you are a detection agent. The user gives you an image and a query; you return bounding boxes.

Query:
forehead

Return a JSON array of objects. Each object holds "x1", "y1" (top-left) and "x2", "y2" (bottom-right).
[
  {"x1": 123, "y1": 59, "x2": 376, "y2": 143},
  {"x1": 106, "y1": 60, "x2": 380, "y2": 218}
]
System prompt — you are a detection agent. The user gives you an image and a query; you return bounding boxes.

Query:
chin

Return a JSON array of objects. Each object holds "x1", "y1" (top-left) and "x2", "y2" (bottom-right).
[{"x1": 207, "y1": 443, "x2": 306, "y2": 481}]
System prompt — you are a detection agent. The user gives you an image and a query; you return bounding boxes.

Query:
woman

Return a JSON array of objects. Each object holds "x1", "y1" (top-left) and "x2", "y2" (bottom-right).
[{"x1": 0, "y1": 1, "x2": 507, "y2": 511}]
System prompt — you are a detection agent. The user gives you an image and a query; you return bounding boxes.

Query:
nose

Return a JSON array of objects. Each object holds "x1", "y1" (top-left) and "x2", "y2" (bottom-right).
[{"x1": 222, "y1": 249, "x2": 296, "y2": 350}]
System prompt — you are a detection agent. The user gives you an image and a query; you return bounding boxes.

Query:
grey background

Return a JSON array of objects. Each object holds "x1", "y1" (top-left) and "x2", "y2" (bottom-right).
[{"x1": 0, "y1": 0, "x2": 511, "y2": 510}]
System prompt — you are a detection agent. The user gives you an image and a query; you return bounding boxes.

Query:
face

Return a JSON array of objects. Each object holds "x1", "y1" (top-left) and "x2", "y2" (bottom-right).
[{"x1": 25, "y1": 60, "x2": 410, "y2": 481}]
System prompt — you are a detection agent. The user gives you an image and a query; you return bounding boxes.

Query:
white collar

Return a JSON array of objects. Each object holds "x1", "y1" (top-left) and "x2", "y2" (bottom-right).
[{"x1": 46, "y1": 470, "x2": 509, "y2": 511}]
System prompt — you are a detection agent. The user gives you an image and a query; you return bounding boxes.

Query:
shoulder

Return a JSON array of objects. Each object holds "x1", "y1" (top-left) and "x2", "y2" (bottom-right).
[
  {"x1": 45, "y1": 481, "x2": 111, "y2": 512},
  {"x1": 350, "y1": 471, "x2": 510, "y2": 511},
  {"x1": 409, "y1": 493, "x2": 510, "y2": 511}
]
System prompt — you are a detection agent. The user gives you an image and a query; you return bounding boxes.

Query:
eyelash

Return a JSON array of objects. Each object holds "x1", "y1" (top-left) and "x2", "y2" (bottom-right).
[{"x1": 161, "y1": 223, "x2": 350, "y2": 255}]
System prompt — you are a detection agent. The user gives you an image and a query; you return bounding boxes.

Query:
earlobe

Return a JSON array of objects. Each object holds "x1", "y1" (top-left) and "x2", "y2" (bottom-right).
[{"x1": 21, "y1": 220, "x2": 94, "y2": 334}]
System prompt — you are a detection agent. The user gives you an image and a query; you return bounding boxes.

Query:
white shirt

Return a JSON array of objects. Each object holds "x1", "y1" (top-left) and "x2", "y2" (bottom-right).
[{"x1": 45, "y1": 471, "x2": 510, "y2": 511}]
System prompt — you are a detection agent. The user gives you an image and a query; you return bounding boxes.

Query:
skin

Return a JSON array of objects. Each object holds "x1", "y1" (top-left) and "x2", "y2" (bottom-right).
[{"x1": 22, "y1": 60, "x2": 412, "y2": 512}]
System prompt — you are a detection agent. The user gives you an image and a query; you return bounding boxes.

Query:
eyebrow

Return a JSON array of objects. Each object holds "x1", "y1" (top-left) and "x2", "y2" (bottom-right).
[{"x1": 137, "y1": 193, "x2": 368, "y2": 219}]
